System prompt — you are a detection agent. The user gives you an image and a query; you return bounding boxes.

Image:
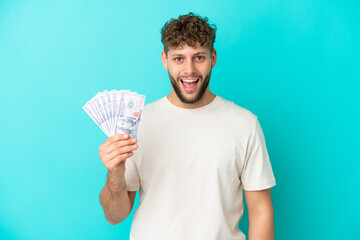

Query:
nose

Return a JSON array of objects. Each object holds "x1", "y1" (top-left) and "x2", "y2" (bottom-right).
[{"x1": 184, "y1": 59, "x2": 197, "y2": 75}]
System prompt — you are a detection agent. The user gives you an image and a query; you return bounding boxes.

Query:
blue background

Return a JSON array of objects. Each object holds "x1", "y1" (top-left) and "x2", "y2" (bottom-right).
[{"x1": 1, "y1": 0, "x2": 359, "y2": 239}]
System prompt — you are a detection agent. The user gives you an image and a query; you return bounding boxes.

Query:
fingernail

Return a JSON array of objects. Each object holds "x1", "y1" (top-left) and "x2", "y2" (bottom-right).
[
  {"x1": 131, "y1": 138, "x2": 136, "y2": 142},
  {"x1": 123, "y1": 134, "x2": 128, "y2": 138},
  {"x1": 133, "y1": 144, "x2": 138, "y2": 148}
]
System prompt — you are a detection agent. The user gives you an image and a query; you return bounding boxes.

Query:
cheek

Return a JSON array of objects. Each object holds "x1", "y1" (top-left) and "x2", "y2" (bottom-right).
[
  {"x1": 168, "y1": 65, "x2": 181, "y2": 77},
  {"x1": 198, "y1": 64, "x2": 211, "y2": 75}
]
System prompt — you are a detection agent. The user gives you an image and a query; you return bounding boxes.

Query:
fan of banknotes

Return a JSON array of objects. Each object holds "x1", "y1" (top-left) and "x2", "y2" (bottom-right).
[{"x1": 82, "y1": 90, "x2": 145, "y2": 138}]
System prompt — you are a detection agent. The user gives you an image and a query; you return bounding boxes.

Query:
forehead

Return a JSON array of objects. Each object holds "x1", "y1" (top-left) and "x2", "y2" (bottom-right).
[{"x1": 167, "y1": 43, "x2": 210, "y2": 56}]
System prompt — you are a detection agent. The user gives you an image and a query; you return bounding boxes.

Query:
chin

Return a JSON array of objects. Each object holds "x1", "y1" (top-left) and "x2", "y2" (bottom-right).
[
  {"x1": 169, "y1": 71, "x2": 211, "y2": 104},
  {"x1": 180, "y1": 91, "x2": 202, "y2": 104}
]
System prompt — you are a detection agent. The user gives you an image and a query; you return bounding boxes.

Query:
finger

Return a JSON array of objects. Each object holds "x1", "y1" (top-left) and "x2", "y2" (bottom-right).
[
  {"x1": 99, "y1": 133, "x2": 130, "y2": 151},
  {"x1": 107, "y1": 152, "x2": 134, "y2": 169},
  {"x1": 101, "y1": 133, "x2": 130, "y2": 150},
  {"x1": 103, "y1": 143, "x2": 138, "y2": 163},
  {"x1": 101, "y1": 138, "x2": 137, "y2": 156}
]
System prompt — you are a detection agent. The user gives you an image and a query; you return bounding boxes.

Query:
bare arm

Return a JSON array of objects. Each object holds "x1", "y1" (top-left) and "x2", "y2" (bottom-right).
[
  {"x1": 98, "y1": 134, "x2": 138, "y2": 225},
  {"x1": 244, "y1": 188, "x2": 274, "y2": 240},
  {"x1": 99, "y1": 173, "x2": 136, "y2": 224}
]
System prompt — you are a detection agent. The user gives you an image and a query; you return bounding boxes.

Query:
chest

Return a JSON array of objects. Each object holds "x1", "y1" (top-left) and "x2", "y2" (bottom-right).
[{"x1": 136, "y1": 114, "x2": 247, "y2": 185}]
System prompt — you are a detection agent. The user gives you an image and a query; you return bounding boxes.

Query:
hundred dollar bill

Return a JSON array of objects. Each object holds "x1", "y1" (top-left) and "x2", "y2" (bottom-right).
[
  {"x1": 114, "y1": 92, "x2": 145, "y2": 138},
  {"x1": 83, "y1": 103, "x2": 110, "y2": 137}
]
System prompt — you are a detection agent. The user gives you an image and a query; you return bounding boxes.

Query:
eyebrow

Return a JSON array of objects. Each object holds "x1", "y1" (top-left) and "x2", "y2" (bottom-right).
[{"x1": 171, "y1": 52, "x2": 207, "y2": 57}]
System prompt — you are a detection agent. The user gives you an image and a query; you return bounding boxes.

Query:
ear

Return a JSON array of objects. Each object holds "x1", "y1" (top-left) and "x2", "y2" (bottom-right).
[
  {"x1": 211, "y1": 49, "x2": 217, "y2": 68},
  {"x1": 161, "y1": 50, "x2": 168, "y2": 70}
]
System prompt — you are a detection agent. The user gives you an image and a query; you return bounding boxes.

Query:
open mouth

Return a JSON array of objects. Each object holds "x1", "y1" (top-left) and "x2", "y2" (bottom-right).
[{"x1": 180, "y1": 78, "x2": 200, "y2": 93}]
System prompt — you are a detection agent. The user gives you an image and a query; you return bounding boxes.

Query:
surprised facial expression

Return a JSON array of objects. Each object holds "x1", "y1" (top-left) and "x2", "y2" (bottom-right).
[{"x1": 162, "y1": 43, "x2": 217, "y2": 104}]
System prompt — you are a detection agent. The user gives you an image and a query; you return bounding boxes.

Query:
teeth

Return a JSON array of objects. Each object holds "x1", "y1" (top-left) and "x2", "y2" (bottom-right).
[{"x1": 182, "y1": 79, "x2": 198, "y2": 83}]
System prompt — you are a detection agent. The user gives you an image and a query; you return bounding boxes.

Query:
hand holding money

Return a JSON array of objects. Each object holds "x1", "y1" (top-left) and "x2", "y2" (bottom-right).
[
  {"x1": 98, "y1": 133, "x2": 138, "y2": 178},
  {"x1": 83, "y1": 90, "x2": 145, "y2": 176}
]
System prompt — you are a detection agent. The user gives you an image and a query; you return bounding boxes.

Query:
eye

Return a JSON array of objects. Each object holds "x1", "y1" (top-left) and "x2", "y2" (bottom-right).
[
  {"x1": 174, "y1": 57, "x2": 182, "y2": 62},
  {"x1": 196, "y1": 56, "x2": 205, "y2": 61}
]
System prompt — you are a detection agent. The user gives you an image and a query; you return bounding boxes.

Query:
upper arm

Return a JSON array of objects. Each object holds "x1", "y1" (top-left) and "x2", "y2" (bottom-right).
[
  {"x1": 128, "y1": 191, "x2": 137, "y2": 211},
  {"x1": 244, "y1": 188, "x2": 274, "y2": 217}
]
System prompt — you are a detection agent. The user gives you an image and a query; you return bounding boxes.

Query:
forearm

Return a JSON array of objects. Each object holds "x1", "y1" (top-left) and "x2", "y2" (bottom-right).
[
  {"x1": 99, "y1": 172, "x2": 132, "y2": 224},
  {"x1": 248, "y1": 212, "x2": 274, "y2": 240}
]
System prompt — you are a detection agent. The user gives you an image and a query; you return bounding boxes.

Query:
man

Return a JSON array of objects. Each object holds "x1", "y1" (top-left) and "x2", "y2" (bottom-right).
[{"x1": 99, "y1": 12, "x2": 276, "y2": 240}]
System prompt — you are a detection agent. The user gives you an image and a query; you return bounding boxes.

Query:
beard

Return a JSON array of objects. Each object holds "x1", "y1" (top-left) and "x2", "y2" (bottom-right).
[{"x1": 168, "y1": 70, "x2": 211, "y2": 104}]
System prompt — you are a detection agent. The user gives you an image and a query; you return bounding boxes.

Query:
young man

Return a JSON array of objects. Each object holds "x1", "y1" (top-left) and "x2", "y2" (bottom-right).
[{"x1": 99, "y1": 13, "x2": 276, "y2": 240}]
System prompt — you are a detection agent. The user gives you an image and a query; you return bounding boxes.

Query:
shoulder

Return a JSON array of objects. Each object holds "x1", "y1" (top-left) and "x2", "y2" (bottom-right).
[
  {"x1": 139, "y1": 97, "x2": 167, "y2": 122},
  {"x1": 143, "y1": 97, "x2": 165, "y2": 113},
  {"x1": 216, "y1": 96, "x2": 258, "y2": 127}
]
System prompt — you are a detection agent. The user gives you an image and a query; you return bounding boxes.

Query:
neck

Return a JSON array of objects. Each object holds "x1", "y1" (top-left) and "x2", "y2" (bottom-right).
[{"x1": 167, "y1": 89, "x2": 216, "y2": 109}]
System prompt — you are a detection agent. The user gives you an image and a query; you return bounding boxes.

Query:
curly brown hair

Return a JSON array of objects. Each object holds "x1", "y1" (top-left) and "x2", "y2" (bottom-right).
[{"x1": 161, "y1": 12, "x2": 217, "y2": 54}]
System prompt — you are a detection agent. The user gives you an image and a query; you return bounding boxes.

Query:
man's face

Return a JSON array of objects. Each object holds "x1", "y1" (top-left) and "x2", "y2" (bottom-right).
[{"x1": 161, "y1": 43, "x2": 217, "y2": 104}]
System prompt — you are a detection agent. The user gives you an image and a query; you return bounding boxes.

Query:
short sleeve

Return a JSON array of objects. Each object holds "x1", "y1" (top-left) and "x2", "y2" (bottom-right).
[
  {"x1": 124, "y1": 155, "x2": 141, "y2": 191},
  {"x1": 241, "y1": 117, "x2": 276, "y2": 191}
]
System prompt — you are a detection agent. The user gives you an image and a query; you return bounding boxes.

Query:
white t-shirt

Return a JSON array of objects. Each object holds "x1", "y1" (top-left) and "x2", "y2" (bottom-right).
[{"x1": 125, "y1": 96, "x2": 276, "y2": 240}]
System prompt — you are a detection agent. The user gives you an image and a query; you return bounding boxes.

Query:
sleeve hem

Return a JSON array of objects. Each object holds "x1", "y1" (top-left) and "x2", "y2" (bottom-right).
[
  {"x1": 126, "y1": 184, "x2": 140, "y2": 191},
  {"x1": 243, "y1": 178, "x2": 276, "y2": 191}
]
